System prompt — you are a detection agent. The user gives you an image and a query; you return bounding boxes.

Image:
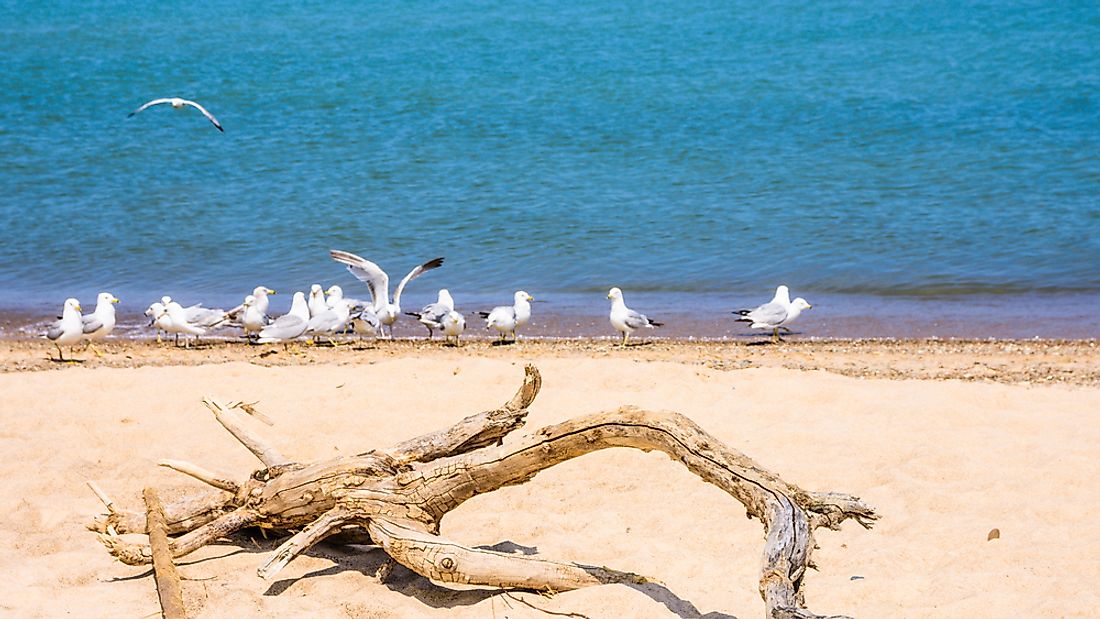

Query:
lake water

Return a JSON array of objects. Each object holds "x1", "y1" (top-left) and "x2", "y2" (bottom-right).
[{"x1": 2, "y1": 1, "x2": 1098, "y2": 338}]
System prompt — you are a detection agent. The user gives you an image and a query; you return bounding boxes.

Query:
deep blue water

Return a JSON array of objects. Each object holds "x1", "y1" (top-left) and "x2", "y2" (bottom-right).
[{"x1": 2, "y1": 1, "x2": 1099, "y2": 335}]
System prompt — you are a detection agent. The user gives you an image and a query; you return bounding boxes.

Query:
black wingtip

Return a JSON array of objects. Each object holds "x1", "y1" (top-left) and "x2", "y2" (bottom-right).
[
  {"x1": 126, "y1": 112, "x2": 136, "y2": 118},
  {"x1": 650, "y1": 321, "x2": 664, "y2": 327},
  {"x1": 477, "y1": 311, "x2": 490, "y2": 318},
  {"x1": 404, "y1": 312, "x2": 421, "y2": 318},
  {"x1": 423, "y1": 257, "x2": 445, "y2": 270}
]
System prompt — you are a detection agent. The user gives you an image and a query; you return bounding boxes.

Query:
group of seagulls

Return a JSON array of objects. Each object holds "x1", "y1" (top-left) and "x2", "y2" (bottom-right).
[
  {"x1": 42, "y1": 247, "x2": 813, "y2": 359},
  {"x1": 98, "y1": 96, "x2": 818, "y2": 356},
  {"x1": 44, "y1": 293, "x2": 119, "y2": 360}
]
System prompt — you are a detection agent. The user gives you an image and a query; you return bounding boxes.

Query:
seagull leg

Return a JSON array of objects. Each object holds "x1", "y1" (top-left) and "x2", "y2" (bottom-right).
[
  {"x1": 90, "y1": 342, "x2": 103, "y2": 357},
  {"x1": 54, "y1": 343, "x2": 63, "y2": 362}
]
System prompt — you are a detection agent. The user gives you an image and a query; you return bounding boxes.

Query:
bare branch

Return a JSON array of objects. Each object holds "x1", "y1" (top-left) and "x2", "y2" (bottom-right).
[{"x1": 202, "y1": 397, "x2": 288, "y2": 467}]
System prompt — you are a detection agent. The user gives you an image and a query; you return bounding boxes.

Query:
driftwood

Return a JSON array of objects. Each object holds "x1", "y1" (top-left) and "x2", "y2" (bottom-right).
[
  {"x1": 143, "y1": 488, "x2": 187, "y2": 619},
  {"x1": 89, "y1": 365, "x2": 877, "y2": 618}
]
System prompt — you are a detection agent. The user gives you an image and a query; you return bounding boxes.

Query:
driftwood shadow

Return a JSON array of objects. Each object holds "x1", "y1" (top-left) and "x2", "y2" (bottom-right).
[{"x1": 263, "y1": 539, "x2": 737, "y2": 618}]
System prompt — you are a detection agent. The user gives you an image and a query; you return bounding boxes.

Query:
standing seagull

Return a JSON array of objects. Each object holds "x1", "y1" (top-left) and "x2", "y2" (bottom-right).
[
  {"x1": 145, "y1": 302, "x2": 171, "y2": 343},
  {"x1": 734, "y1": 285, "x2": 812, "y2": 343},
  {"x1": 405, "y1": 289, "x2": 455, "y2": 339},
  {"x1": 607, "y1": 287, "x2": 663, "y2": 347},
  {"x1": 45, "y1": 298, "x2": 84, "y2": 361},
  {"x1": 307, "y1": 284, "x2": 328, "y2": 318},
  {"x1": 305, "y1": 298, "x2": 351, "y2": 345},
  {"x1": 237, "y1": 295, "x2": 270, "y2": 340},
  {"x1": 257, "y1": 291, "x2": 311, "y2": 346},
  {"x1": 82, "y1": 292, "x2": 120, "y2": 356},
  {"x1": 479, "y1": 291, "x2": 534, "y2": 344},
  {"x1": 162, "y1": 301, "x2": 207, "y2": 347},
  {"x1": 128, "y1": 97, "x2": 224, "y2": 132},
  {"x1": 228, "y1": 286, "x2": 276, "y2": 323},
  {"x1": 328, "y1": 250, "x2": 444, "y2": 338},
  {"x1": 441, "y1": 310, "x2": 466, "y2": 347}
]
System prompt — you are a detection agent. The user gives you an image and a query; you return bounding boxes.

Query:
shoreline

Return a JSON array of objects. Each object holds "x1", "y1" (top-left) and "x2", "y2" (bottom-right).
[
  {"x1": 4, "y1": 337, "x2": 1097, "y2": 386},
  {"x1": 4, "y1": 288, "x2": 1100, "y2": 342}
]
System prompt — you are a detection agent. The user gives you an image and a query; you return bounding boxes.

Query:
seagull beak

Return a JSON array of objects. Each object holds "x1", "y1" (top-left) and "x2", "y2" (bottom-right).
[
  {"x1": 806, "y1": 304, "x2": 813, "y2": 309},
  {"x1": 75, "y1": 304, "x2": 82, "y2": 312},
  {"x1": 268, "y1": 289, "x2": 276, "y2": 295},
  {"x1": 528, "y1": 295, "x2": 535, "y2": 301},
  {"x1": 112, "y1": 297, "x2": 120, "y2": 304}
]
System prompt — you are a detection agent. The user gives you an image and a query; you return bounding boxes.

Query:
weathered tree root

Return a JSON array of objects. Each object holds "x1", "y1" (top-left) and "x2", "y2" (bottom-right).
[{"x1": 89, "y1": 364, "x2": 877, "y2": 618}]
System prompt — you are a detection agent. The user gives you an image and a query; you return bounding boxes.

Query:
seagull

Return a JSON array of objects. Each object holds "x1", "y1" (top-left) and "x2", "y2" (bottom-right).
[
  {"x1": 441, "y1": 310, "x2": 466, "y2": 347},
  {"x1": 128, "y1": 97, "x2": 224, "y2": 132},
  {"x1": 307, "y1": 284, "x2": 328, "y2": 318},
  {"x1": 162, "y1": 301, "x2": 207, "y2": 347},
  {"x1": 325, "y1": 285, "x2": 371, "y2": 313},
  {"x1": 405, "y1": 289, "x2": 455, "y2": 339},
  {"x1": 45, "y1": 298, "x2": 84, "y2": 361},
  {"x1": 734, "y1": 285, "x2": 813, "y2": 343},
  {"x1": 228, "y1": 286, "x2": 276, "y2": 321},
  {"x1": 160, "y1": 296, "x2": 228, "y2": 329},
  {"x1": 144, "y1": 302, "x2": 172, "y2": 343},
  {"x1": 256, "y1": 291, "x2": 311, "y2": 345},
  {"x1": 349, "y1": 307, "x2": 382, "y2": 339},
  {"x1": 305, "y1": 298, "x2": 351, "y2": 344},
  {"x1": 237, "y1": 295, "x2": 271, "y2": 339},
  {"x1": 607, "y1": 287, "x2": 663, "y2": 347},
  {"x1": 328, "y1": 250, "x2": 445, "y2": 338},
  {"x1": 479, "y1": 291, "x2": 534, "y2": 344},
  {"x1": 81, "y1": 292, "x2": 120, "y2": 356}
]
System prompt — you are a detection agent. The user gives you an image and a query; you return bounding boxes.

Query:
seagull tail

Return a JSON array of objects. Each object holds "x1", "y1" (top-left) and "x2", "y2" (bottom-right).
[
  {"x1": 650, "y1": 320, "x2": 664, "y2": 327},
  {"x1": 477, "y1": 311, "x2": 491, "y2": 319},
  {"x1": 404, "y1": 312, "x2": 422, "y2": 319}
]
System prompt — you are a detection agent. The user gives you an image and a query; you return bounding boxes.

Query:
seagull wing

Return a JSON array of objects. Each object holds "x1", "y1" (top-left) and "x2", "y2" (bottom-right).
[
  {"x1": 742, "y1": 301, "x2": 789, "y2": 328},
  {"x1": 46, "y1": 319, "x2": 65, "y2": 341},
  {"x1": 330, "y1": 250, "x2": 389, "y2": 312},
  {"x1": 258, "y1": 314, "x2": 307, "y2": 341},
  {"x1": 127, "y1": 98, "x2": 174, "y2": 117},
  {"x1": 82, "y1": 315, "x2": 104, "y2": 334},
  {"x1": 624, "y1": 309, "x2": 661, "y2": 329},
  {"x1": 392, "y1": 257, "x2": 444, "y2": 306},
  {"x1": 181, "y1": 99, "x2": 223, "y2": 132}
]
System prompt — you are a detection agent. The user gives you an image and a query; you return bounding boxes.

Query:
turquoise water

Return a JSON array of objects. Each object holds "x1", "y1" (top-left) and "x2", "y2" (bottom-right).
[{"x1": 2, "y1": 1, "x2": 1099, "y2": 335}]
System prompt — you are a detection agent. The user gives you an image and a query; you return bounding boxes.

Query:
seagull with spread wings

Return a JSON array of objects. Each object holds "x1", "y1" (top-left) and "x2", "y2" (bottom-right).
[
  {"x1": 128, "y1": 97, "x2": 224, "y2": 132},
  {"x1": 328, "y1": 250, "x2": 444, "y2": 338}
]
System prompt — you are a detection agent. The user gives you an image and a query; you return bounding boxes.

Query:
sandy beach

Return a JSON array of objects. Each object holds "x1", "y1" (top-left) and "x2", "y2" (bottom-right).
[{"x1": 0, "y1": 338, "x2": 1097, "y2": 618}]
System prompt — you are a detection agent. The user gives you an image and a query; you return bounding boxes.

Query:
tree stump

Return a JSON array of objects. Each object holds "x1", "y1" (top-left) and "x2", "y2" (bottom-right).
[{"x1": 89, "y1": 365, "x2": 877, "y2": 618}]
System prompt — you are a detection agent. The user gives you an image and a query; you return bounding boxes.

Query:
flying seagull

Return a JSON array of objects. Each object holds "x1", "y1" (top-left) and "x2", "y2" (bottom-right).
[
  {"x1": 329, "y1": 250, "x2": 444, "y2": 338},
  {"x1": 128, "y1": 97, "x2": 224, "y2": 132}
]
